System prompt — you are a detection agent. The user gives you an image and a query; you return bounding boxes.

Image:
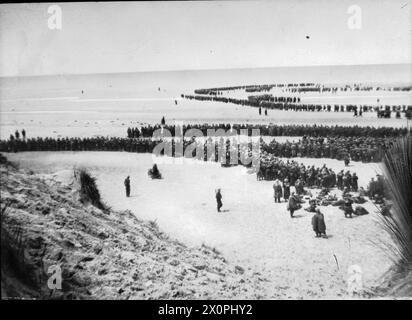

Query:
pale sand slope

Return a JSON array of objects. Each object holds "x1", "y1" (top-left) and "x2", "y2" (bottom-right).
[
  {"x1": 1, "y1": 163, "x2": 267, "y2": 299},
  {"x1": 6, "y1": 152, "x2": 393, "y2": 298}
]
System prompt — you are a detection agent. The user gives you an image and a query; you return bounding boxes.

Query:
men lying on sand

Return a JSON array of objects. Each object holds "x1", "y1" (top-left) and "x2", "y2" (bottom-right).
[
  {"x1": 380, "y1": 201, "x2": 392, "y2": 217},
  {"x1": 305, "y1": 199, "x2": 317, "y2": 213},
  {"x1": 354, "y1": 206, "x2": 369, "y2": 216},
  {"x1": 215, "y1": 189, "x2": 223, "y2": 212},
  {"x1": 124, "y1": 176, "x2": 130, "y2": 197},
  {"x1": 312, "y1": 209, "x2": 327, "y2": 238},
  {"x1": 317, "y1": 193, "x2": 338, "y2": 206}
]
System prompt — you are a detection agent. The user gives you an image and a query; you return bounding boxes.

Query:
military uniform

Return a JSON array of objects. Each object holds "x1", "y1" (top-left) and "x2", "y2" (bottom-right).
[{"x1": 124, "y1": 176, "x2": 131, "y2": 197}]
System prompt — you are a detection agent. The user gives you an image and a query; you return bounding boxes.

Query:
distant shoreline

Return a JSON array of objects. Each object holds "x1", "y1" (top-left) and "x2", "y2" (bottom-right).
[{"x1": 1, "y1": 63, "x2": 411, "y2": 87}]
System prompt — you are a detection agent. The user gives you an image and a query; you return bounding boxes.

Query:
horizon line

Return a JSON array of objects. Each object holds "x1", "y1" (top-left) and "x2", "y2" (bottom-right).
[{"x1": 1, "y1": 62, "x2": 411, "y2": 79}]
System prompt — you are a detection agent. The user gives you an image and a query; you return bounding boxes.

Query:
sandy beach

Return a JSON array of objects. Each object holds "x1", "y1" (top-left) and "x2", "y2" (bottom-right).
[
  {"x1": 5, "y1": 151, "x2": 392, "y2": 298},
  {"x1": 1, "y1": 99, "x2": 410, "y2": 139}
]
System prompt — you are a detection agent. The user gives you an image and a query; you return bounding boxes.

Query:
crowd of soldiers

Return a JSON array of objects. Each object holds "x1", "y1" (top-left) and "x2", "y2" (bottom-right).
[
  {"x1": 127, "y1": 123, "x2": 408, "y2": 138},
  {"x1": 366, "y1": 175, "x2": 386, "y2": 200},
  {"x1": 257, "y1": 151, "x2": 359, "y2": 190},
  {"x1": 261, "y1": 135, "x2": 396, "y2": 162},
  {"x1": 1, "y1": 127, "x2": 400, "y2": 166},
  {"x1": 128, "y1": 124, "x2": 399, "y2": 163}
]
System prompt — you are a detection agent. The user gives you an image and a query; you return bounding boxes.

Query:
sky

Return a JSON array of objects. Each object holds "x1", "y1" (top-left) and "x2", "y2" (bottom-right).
[{"x1": 0, "y1": 0, "x2": 411, "y2": 77}]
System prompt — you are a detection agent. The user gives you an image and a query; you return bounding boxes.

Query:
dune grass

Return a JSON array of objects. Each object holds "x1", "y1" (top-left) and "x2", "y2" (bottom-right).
[
  {"x1": 77, "y1": 169, "x2": 108, "y2": 212},
  {"x1": 379, "y1": 134, "x2": 412, "y2": 271}
]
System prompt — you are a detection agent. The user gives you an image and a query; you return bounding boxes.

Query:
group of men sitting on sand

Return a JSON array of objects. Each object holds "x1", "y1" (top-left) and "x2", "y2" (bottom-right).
[{"x1": 287, "y1": 185, "x2": 371, "y2": 238}]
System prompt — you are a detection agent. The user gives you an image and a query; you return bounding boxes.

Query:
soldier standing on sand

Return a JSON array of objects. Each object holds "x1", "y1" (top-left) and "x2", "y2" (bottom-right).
[
  {"x1": 287, "y1": 192, "x2": 301, "y2": 218},
  {"x1": 124, "y1": 176, "x2": 131, "y2": 197},
  {"x1": 216, "y1": 189, "x2": 223, "y2": 212},
  {"x1": 351, "y1": 173, "x2": 358, "y2": 192},
  {"x1": 344, "y1": 154, "x2": 350, "y2": 166},
  {"x1": 343, "y1": 196, "x2": 354, "y2": 218},
  {"x1": 283, "y1": 178, "x2": 291, "y2": 201},
  {"x1": 312, "y1": 209, "x2": 327, "y2": 238},
  {"x1": 337, "y1": 170, "x2": 343, "y2": 190},
  {"x1": 344, "y1": 171, "x2": 352, "y2": 190},
  {"x1": 273, "y1": 179, "x2": 282, "y2": 203}
]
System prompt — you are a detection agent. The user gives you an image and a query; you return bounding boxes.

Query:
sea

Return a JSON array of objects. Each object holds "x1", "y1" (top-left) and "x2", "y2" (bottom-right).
[{"x1": 0, "y1": 64, "x2": 411, "y2": 138}]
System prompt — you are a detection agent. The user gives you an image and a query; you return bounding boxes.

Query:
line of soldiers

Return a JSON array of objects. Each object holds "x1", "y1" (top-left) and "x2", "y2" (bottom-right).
[
  {"x1": 1, "y1": 131, "x2": 395, "y2": 165},
  {"x1": 182, "y1": 93, "x2": 412, "y2": 117},
  {"x1": 191, "y1": 83, "x2": 411, "y2": 94},
  {"x1": 337, "y1": 171, "x2": 358, "y2": 191},
  {"x1": 0, "y1": 136, "x2": 159, "y2": 153},
  {"x1": 127, "y1": 123, "x2": 407, "y2": 139}
]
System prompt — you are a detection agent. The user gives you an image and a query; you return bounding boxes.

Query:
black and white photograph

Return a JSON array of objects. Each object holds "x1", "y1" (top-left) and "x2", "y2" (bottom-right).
[{"x1": 0, "y1": 0, "x2": 411, "y2": 303}]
